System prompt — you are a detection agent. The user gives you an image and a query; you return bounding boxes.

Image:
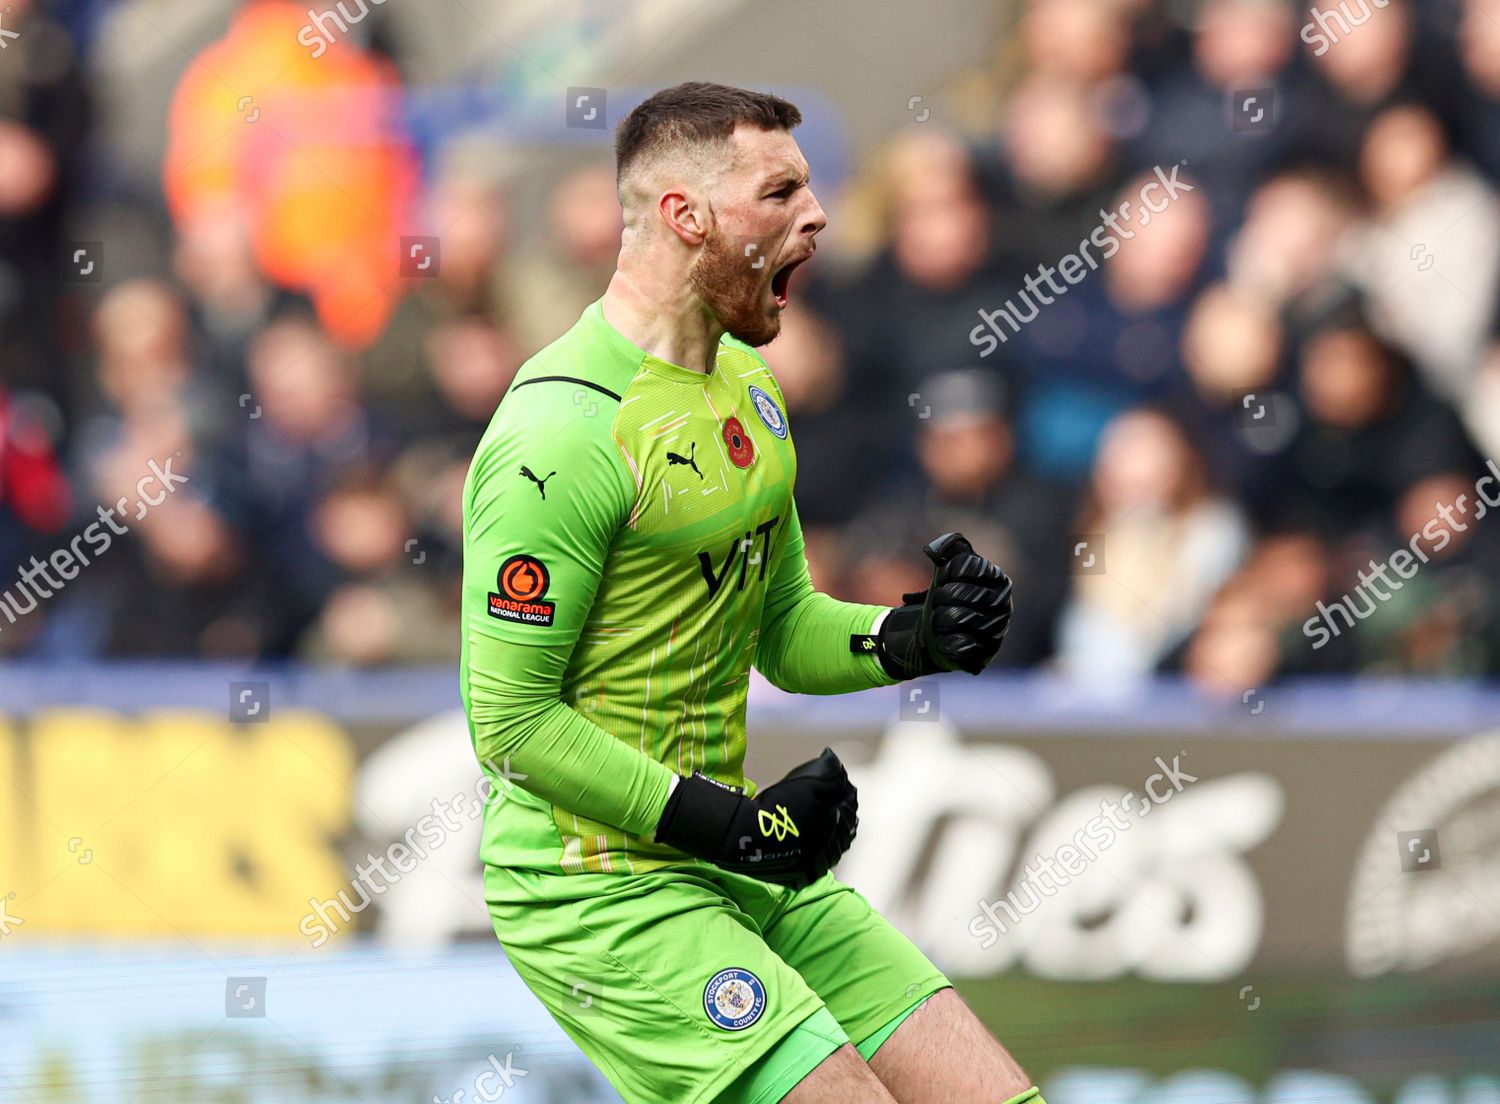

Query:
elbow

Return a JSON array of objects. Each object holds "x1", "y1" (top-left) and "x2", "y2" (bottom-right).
[
  {"x1": 754, "y1": 657, "x2": 800, "y2": 695},
  {"x1": 754, "y1": 637, "x2": 817, "y2": 695},
  {"x1": 470, "y1": 697, "x2": 553, "y2": 771},
  {"x1": 473, "y1": 721, "x2": 524, "y2": 776}
]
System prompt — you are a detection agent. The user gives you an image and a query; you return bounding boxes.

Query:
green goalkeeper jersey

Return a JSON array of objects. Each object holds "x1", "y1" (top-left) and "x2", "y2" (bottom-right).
[{"x1": 460, "y1": 298, "x2": 896, "y2": 876}]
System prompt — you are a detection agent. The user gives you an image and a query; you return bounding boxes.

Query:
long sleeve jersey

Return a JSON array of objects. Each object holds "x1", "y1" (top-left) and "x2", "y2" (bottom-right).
[{"x1": 460, "y1": 298, "x2": 897, "y2": 875}]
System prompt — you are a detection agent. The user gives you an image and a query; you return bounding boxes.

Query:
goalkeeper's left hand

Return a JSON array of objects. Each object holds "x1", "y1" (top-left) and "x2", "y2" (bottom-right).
[{"x1": 874, "y1": 531, "x2": 1013, "y2": 680}]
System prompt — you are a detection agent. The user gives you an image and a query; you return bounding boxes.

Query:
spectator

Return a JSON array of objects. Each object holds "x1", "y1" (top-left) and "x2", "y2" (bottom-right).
[
  {"x1": 1370, "y1": 472, "x2": 1500, "y2": 674},
  {"x1": 0, "y1": 0, "x2": 90, "y2": 408},
  {"x1": 1301, "y1": 0, "x2": 1425, "y2": 169},
  {"x1": 843, "y1": 368, "x2": 1076, "y2": 665},
  {"x1": 500, "y1": 162, "x2": 626, "y2": 354},
  {"x1": 1011, "y1": 170, "x2": 1210, "y2": 481},
  {"x1": 831, "y1": 127, "x2": 1020, "y2": 490},
  {"x1": 1127, "y1": 0, "x2": 1307, "y2": 222},
  {"x1": 242, "y1": 316, "x2": 390, "y2": 647},
  {"x1": 1055, "y1": 407, "x2": 1250, "y2": 682},
  {"x1": 1226, "y1": 166, "x2": 1362, "y2": 336},
  {"x1": 1179, "y1": 281, "x2": 1292, "y2": 524},
  {"x1": 1450, "y1": 0, "x2": 1500, "y2": 181},
  {"x1": 1180, "y1": 530, "x2": 1349, "y2": 694},
  {"x1": 163, "y1": 0, "x2": 419, "y2": 347},
  {"x1": 172, "y1": 202, "x2": 315, "y2": 394},
  {"x1": 0, "y1": 387, "x2": 72, "y2": 654},
  {"x1": 361, "y1": 165, "x2": 514, "y2": 436},
  {"x1": 298, "y1": 474, "x2": 458, "y2": 665},
  {"x1": 981, "y1": 76, "x2": 1122, "y2": 270},
  {"x1": 1344, "y1": 101, "x2": 1500, "y2": 405},
  {"x1": 1276, "y1": 315, "x2": 1482, "y2": 535},
  {"x1": 62, "y1": 495, "x2": 271, "y2": 658},
  {"x1": 1020, "y1": 0, "x2": 1134, "y2": 85}
]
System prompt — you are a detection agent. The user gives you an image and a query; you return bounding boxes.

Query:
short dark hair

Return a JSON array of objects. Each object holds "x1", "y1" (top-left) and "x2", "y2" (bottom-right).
[{"x1": 614, "y1": 82, "x2": 802, "y2": 183}]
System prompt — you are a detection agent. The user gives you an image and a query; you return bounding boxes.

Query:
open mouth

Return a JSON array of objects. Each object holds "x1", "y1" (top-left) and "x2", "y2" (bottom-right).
[{"x1": 770, "y1": 256, "x2": 807, "y2": 308}]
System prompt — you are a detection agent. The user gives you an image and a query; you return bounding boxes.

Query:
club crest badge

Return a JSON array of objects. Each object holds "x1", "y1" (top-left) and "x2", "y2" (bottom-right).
[
  {"x1": 703, "y1": 968, "x2": 766, "y2": 1030},
  {"x1": 748, "y1": 385, "x2": 787, "y2": 439}
]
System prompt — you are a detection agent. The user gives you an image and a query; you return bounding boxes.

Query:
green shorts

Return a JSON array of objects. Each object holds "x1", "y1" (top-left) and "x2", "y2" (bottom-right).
[{"x1": 484, "y1": 862, "x2": 951, "y2": 1104}]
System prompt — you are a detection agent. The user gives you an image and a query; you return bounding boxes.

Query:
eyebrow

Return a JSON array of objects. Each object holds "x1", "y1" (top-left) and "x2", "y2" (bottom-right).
[{"x1": 761, "y1": 170, "x2": 809, "y2": 190}]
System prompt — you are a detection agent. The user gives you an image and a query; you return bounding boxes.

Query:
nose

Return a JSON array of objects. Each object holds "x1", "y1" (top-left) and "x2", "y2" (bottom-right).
[{"x1": 802, "y1": 190, "x2": 828, "y2": 239}]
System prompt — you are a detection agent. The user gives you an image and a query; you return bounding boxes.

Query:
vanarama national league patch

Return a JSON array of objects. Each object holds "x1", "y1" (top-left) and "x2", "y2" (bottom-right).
[
  {"x1": 703, "y1": 968, "x2": 766, "y2": 1030},
  {"x1": 489, "y1": 554, "x2": 557, "y2": 627}
]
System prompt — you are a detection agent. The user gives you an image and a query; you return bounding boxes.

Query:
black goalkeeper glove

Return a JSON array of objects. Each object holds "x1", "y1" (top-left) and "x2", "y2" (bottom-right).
[
  {"x1": 653, "y1": 748, "x2": 858, "y2": 889},
  {"x1": 874, "y1": 531, "x2": 1013, "y2": 680}
]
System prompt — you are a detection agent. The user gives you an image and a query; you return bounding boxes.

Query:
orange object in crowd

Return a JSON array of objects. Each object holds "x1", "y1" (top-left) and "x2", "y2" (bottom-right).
[{"x1": 163, "y1": 0, "x2": 421, "y2": 347}]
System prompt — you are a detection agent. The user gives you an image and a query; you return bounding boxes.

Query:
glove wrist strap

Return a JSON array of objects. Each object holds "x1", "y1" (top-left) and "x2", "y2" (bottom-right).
[
  {"x1": 874, "y1": 603, "x2": 937, "y2": 681},
  {"x1": 654, "y1": 772, "x2": 742, "y2": 856}
]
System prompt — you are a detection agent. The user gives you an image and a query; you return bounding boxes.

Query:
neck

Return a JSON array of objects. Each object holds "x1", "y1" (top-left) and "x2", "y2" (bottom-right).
[{"x1": 601, "y1": 266, "x2": 724, "y2": 375}]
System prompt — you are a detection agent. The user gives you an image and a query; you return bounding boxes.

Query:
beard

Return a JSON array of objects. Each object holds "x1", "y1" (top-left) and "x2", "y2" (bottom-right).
[{"x1": 688, "y1": 227, "x2": 780, "y2": 348}]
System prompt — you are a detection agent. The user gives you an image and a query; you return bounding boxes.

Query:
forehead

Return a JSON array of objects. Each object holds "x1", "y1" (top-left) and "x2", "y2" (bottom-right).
[{"x1": 725, "y1": 124, "x2": 809, "y2": 185}]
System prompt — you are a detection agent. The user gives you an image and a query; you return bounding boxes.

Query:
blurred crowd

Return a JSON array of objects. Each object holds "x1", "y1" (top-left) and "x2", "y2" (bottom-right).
[{"x1": 3, "y1": 0, "x2": 1500, "y2": 692}]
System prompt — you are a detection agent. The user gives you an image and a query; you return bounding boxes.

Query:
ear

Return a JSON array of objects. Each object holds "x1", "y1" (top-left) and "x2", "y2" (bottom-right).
[{"x1": 658, "y1": 188, "x2": 709, "y2": 248}]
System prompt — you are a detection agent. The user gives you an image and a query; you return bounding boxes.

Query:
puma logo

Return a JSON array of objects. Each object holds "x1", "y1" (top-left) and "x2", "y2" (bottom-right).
[
  {"x1": 667, "y1": 441, "x2": 702, "y2": 479},
  {"x1": 519, "y1": 465, "x2": 556, "y2": 499}
]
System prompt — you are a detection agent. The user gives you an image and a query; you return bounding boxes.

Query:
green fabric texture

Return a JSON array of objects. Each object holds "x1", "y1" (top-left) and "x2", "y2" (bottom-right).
[
  {"x1": 461, "y1": 298, "x2": 894, "y2": 875},
  {"x1": 485, "y1": 864, "x2": 949, "y2": 1104},
  {"x1": 715, "y1": 1007, "x2": 848, "y2": 1104}
]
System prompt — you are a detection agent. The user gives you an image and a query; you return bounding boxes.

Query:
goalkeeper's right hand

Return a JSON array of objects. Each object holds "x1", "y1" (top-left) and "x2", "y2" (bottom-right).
[{"x1": 653, "y1": 747, "x2": 858, "y2": 889}]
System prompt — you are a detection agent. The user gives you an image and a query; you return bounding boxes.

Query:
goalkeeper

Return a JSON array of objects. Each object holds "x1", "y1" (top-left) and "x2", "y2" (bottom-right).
[{"x1": 461, "y1": 81, "x2": 1042, "y2": 1104}]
